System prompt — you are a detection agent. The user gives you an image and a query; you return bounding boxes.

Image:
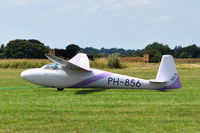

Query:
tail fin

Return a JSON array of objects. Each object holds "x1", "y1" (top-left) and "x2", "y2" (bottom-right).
[{"x1": 156, "y1": 55, "x2": 181, "y2": 91}]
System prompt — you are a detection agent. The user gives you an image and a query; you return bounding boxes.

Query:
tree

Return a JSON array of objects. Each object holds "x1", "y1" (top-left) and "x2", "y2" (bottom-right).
[
  {"x1": 0, "y1": 44, "x2": 5, "y2": 58},
  {"x1": 145, "y1": 50, "x2": 162, "y2": 63},
  {"x1": 3, "y1": 39, "x2": 49, "y2": 59},
  {"x1": 65, "y1": 44, "x2": 81, "y2": 58},
  {"x1": 179, "y1": 52, "x2": 190, "y2": 58},
  {"x1": 0, "y1": 44, "x2": 4, "y2": 53},
  {"x1": 141, "y1": 42, "x2": 171, "y2": 62},
  {"x1": 28, "y1": 39, "x2": 43, "y2": 44},
  {"x1": 66, "y1": 44, "x2": 81, "y2": 51},
  {"x1": 81, "y1": 47, "x2": 101, "y2": 55},
  {"x1": 183, "y1": 44, "x2": 200, "y2": 58},
  {"x1": 172, "y1": 46, "x2": 182, "y2": 58},
  {"x1": 144, "y1": 42, "x2": 171, "y2": 55},
  {"x1": 172, "y1": 44, "x2": 200, "y2": 58}
]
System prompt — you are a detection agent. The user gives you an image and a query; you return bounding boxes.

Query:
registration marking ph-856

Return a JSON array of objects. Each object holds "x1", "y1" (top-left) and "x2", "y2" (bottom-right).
[{"x1": 108, "y1": 77, "x2": 141, "y2": 88}]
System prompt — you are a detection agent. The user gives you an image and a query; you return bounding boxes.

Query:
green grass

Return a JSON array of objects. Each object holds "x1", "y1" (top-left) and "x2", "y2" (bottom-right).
[{"x1": 0, "y1": 65, "x2": 199, "y2": 133}]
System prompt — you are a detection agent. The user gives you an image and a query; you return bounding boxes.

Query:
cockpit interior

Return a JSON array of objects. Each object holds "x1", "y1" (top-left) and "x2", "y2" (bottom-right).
[{"x1": 41, "y1": 63, "x2": 59, "y2": 70}]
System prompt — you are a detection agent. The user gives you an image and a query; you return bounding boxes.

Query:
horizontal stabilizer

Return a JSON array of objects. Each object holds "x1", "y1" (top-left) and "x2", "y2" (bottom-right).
[{"x1": 148, "y1": 79, "x2": 167, "y2": 84}]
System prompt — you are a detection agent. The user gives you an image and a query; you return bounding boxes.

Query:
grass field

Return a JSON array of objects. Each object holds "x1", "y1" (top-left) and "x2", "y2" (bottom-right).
[
  {"x1": 0, "y1": 63, "x2": 199, "y2": 133},
  {"x1": 0, "y1": 57, "x2": 200, "y2": 69}
]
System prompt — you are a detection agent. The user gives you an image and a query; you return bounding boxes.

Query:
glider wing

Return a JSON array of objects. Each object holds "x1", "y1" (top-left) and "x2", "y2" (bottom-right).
[
  {"x1": 68, "y1": 53, "x2": 93, "y2": 71},
  {"x1": 45, "y1": 53, "x2": 93, "y2": 72},
  {"x1": 45, "y1": 54, "x2": 68, "y2": 67}
]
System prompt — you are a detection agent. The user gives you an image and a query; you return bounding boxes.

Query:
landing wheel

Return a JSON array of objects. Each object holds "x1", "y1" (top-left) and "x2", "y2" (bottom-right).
[{"x1": 57, "y1": 88, "x2": 64, "y2": 91}]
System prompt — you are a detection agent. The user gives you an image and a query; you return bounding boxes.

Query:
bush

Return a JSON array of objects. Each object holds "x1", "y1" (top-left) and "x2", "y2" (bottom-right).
[
  {"x1": 90, "y1": 58, "x2": 107, "y2": 69},
  {"x1": 107, "y1": 54, "x2": 125, "y2": 68}
]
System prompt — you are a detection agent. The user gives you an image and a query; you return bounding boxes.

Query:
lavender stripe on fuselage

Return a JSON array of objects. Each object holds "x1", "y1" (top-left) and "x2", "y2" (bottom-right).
[
  {"x1": 159, "y1": 76, "x2": 182, "y2": 91},
  {"x1": 69, "y1": 72, "x2": 113, "y2": 88}
]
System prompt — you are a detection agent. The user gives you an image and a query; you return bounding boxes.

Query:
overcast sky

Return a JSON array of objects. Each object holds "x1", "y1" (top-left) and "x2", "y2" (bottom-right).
[{"x1": 0, "y1": 0, "x2": 199, "y2": 49}]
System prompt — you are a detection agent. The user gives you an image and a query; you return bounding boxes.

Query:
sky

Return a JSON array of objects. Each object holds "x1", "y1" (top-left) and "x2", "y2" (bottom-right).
[{"x1": 0, "y1": 0, "x2": 200, "y2": 50}]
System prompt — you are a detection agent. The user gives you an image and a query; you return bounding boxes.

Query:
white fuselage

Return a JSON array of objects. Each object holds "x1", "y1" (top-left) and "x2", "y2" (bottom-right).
[
  {"x1": 21, "y1": 67, "x2": 165, "y2": 90},
  {"x1": 21, "y1": 54, "x2": 181, "y2": 91}
]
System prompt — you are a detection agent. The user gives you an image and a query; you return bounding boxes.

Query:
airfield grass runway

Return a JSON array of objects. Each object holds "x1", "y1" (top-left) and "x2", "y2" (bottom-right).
[{"x1": 0, "y1": 64, "x2": 199, "y2": 133}]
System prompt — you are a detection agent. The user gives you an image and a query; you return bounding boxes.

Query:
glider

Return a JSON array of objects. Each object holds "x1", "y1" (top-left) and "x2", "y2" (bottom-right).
[{"x1": 21, "y1": 53, "x2": 181, "y2": 91}]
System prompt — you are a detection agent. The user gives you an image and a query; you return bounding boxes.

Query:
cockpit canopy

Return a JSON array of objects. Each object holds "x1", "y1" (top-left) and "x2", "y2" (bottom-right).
[{"x1": 41, "y1": 63, "x2": 60, "y2": 70}]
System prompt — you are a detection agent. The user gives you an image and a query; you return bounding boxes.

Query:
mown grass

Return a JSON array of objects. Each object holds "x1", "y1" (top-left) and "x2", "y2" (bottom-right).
[{"x1": 0, "y1": 62, "x2": 199, "y2": 133}]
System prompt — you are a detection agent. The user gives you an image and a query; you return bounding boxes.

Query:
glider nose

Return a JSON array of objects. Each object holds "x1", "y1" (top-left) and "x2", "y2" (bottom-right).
[
  {"x1": 21, "y1": 68, "x2": 50, "y2": 86},
  {"x1": 21, "y1": 69, "x2": 32, "y2": 80},
  {"x1": 21, "y1": 69, "x2": 39, "y2": 82}
]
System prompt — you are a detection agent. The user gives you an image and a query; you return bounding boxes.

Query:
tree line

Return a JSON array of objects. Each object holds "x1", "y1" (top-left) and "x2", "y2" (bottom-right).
[
  {"x1": 0, "y1": 39, "x2": 49, "y2": 59},
  {"x1": 0, "y1": 39, "x2": 199, "y2": 62}
]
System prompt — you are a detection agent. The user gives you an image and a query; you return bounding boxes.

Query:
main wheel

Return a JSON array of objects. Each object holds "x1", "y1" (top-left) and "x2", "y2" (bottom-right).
[{"x1": 57, "y1": 88, "x2": 64, "y2": 91}]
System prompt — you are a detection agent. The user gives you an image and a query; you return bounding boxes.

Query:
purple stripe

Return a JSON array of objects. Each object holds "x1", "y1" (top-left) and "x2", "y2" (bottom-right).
[
  {"x1": 159, "y1": 76, "x2": 182, "y2": 91},
  {"x1": 69, "y1": 72, "x2": 113, "y2": 88}
]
